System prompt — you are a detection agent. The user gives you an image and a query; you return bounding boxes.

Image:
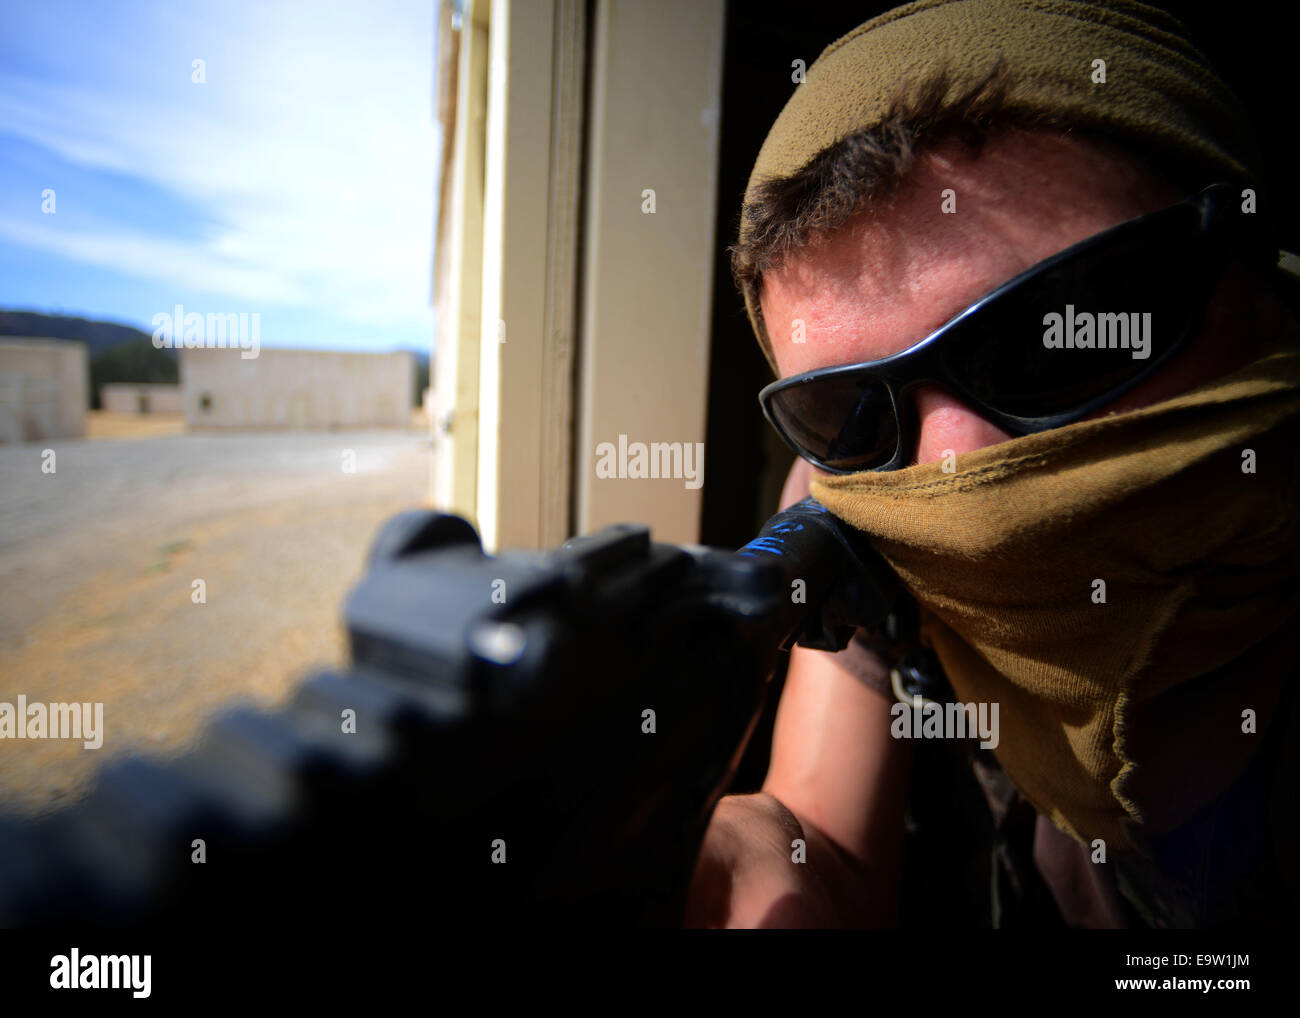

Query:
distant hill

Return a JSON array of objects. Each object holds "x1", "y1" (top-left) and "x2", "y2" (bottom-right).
[
  {"x1": 1, "y1": 309, "x2": 177, "y2": 409},
  {"x1": 0, "y1": 309, "x2": 158, "y2": 356}
]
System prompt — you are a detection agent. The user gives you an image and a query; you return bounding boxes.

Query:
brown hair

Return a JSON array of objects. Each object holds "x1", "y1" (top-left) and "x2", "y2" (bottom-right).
[{"x1": 730, "y1": 63, "x2": 1200, "y2": 358}]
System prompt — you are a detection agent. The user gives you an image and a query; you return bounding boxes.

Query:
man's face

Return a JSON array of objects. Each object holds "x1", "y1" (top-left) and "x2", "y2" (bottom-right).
[{"x1": 759, "y1": 128, "x2": 1260, "y2": 469}]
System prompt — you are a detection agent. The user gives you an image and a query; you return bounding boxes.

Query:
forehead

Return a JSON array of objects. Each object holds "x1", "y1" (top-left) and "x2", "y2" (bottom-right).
[
  {"x1": 759, "y1": 209, "x2": 1016, "y2": 378},
  {"x1": 757, "y1": 132, "x2": 1177, "y2": 379}
]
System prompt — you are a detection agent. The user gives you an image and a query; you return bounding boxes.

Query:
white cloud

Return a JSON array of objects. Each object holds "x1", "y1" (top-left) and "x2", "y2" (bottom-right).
[
  {"x1": 0, "y1": 216, "x2": 310, "y2": 305},
  {"x1": 0, "y1": 0, "x2": 438, "y2": 332}
]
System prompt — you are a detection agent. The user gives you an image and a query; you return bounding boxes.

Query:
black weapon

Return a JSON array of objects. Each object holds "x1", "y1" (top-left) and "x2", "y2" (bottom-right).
[{"x1": 0, "y1": 498, "x2": 923, "y2": 928}]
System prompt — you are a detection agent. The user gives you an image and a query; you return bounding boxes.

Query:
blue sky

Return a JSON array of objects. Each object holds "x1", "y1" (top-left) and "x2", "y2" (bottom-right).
[{"x1": 0, "y1": 0, "x2": 439, "y2": 354}]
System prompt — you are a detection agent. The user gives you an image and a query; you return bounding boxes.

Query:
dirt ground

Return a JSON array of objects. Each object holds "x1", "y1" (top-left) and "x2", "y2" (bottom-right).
[
  {"x1": 84, "y1": 408, "x2": 429, "y2": 441},
  {"x1": 84, "y1": 410, "x2": 187, "y2": 440},
  {"x1": 0, "y1": 426, "x2": 433, "y2": 817}
]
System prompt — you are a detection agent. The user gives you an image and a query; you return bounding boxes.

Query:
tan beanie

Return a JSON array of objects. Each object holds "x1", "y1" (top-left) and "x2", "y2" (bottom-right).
[{"x1": 740, "y1": 0, "x2": 1262, "y2": 372}]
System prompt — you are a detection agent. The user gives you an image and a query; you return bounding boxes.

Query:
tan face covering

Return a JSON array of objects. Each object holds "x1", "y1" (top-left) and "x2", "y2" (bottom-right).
[{"x1": 810, "y1": 342, "x2": 1300, "y2": 854}]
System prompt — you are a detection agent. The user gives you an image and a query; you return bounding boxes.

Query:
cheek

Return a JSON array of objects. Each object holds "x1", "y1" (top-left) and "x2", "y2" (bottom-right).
[{"x1": 912, "y1": 387, "x2": 1014, "y2": 466}]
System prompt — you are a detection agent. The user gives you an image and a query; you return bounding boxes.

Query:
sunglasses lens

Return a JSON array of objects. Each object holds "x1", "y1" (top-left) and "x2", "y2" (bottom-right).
[
  {"x1": 766, "y1": 376, "x2": 898, "y2": 471},
  {"x1": 939, "y1": 205, "x2": 1208, "y2": 418}
]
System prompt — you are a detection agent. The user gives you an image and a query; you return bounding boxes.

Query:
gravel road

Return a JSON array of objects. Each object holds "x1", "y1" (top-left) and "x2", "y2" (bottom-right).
[{"x1": 0, "y1": 430, "x2": 432, "y2": 815}]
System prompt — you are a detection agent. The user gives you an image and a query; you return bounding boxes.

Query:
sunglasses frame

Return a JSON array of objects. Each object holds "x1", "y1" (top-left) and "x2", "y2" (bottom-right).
[{"x1": 758, "y1": 182, "x2": 1246, "y2": 474}]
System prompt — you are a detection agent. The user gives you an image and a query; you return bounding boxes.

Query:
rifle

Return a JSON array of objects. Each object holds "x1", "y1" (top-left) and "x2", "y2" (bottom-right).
[{"x1": 0, "y1": 497, "x2": 937, "y2": 927}]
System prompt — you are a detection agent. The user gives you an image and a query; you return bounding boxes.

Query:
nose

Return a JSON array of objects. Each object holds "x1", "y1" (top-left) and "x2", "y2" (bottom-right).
[{"x1": 911, "y1": 385, "x2": 1014, "y2": 466}]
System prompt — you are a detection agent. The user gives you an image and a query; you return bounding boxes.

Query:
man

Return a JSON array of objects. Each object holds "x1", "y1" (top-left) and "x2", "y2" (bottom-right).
[{"x1": 685, "y1": 0, "x2": 1300, "y2": 928}]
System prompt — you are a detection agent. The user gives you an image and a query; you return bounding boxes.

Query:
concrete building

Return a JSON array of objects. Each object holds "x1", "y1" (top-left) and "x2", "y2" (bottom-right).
[
  {"x1": 101, "y1": 383, "x2": 183, "y2": 414},
  {"x1": 180, "y1": 348, "x2": 414, "y2": 430},
  {"x1": 0, "y1": 338, "x2": 88, "y2": 444}
]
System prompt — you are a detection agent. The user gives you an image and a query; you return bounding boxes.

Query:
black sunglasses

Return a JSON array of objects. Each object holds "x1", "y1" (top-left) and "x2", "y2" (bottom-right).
[{"x1": 759, "y1": 182, "x2": 1252, "y2": 473}]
